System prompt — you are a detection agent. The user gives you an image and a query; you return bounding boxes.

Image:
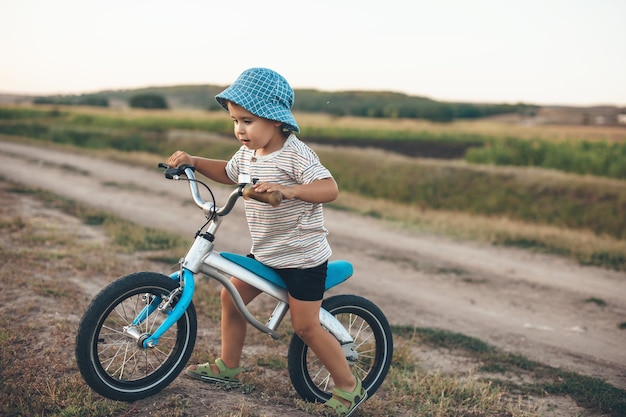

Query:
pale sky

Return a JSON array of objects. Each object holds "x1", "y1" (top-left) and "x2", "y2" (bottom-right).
[{"x1": 1, "y1": 0, "x2": 625, "y2": 106}]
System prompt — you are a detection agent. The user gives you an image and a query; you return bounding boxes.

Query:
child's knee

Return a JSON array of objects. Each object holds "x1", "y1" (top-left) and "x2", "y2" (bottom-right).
[
  {"x1": 293, "y1": 321, "x2": 318, "y2": 341},
  {"x1": 220, "y1": 288, "x2": 237, "y2": 311}
]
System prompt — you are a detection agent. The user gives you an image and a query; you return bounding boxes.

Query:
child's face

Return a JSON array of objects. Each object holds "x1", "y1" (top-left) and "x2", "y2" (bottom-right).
[{"x1": 227, "y1": 102, "x2": 285, "y2": 155}]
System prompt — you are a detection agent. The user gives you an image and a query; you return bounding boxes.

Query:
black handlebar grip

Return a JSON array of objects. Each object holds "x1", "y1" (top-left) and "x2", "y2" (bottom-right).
[{"x1": 158, "y1": 163, "x2": 195, "y2": 179}]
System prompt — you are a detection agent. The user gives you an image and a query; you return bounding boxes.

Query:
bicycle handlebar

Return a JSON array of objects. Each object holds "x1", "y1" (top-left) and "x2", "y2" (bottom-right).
[
  {"x1": 240, "y1": 184, "x2": 283, "y2": 207},
  {"x1": 158, "y1": 163, "x2": 282, "y2": 217}
]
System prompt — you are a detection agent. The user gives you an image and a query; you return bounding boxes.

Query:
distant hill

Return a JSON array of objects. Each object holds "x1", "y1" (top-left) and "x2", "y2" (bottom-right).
[
  {"x1": 0, "y1": 94, "x2": 32, "y2": 105},
  {"x1": 100, "y1": 84, "x2": 226, "y2": 110},
  {"x1": 1, "y1": 85, "x2": 624, "y2": 125}
]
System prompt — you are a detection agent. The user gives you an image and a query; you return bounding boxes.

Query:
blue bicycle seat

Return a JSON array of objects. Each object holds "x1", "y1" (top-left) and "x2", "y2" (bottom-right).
[{"x1": 220, "y1": 252, "x2": 353, "y2": 291}]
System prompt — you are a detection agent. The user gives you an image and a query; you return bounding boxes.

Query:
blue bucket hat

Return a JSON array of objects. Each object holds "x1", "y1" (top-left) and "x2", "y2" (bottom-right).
[{"x1": 215, "y1": 67, "x2": 300, "y2": 133}]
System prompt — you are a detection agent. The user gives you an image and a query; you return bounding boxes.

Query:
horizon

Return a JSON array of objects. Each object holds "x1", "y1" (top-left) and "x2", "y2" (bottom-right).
[
  {"x1": 1, "y1": 0, "x2": 625, "y2": 107},
  {"x1": 1, "y1": 83, "x2": 623, "y2": 109}
]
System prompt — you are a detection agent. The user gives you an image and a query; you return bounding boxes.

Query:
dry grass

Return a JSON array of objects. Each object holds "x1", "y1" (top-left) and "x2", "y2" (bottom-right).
[
  {"x1": 27, "y1": 103, "x2": 626, "y2": 143},
  {"x1": 3, "y1": 105, "x2": 626, "y2": 416},
  {"x1": 25, "y1": 103, "x2": 226, "y2": 121},
  {"x1": 2, "y1": 180, "x2": 624, "y2": 416},
  {"x1": 323, "y1": 145, "x2": 626, "y2": 270},
  {"x1": 333, "y1": 189, "x2": 626, "y2": 260},
  {"x1": 7, "y1": 128, "x2": 624, "y2": 270},
  {"x1": 296, "y1": 112, "x2": 626, "y2": 143},
  {"x1": 0, "y1": 188, "x2": 126, "y2": 416}
]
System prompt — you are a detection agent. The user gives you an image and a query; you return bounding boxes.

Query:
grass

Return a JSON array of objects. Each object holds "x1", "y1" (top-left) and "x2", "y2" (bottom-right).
[
  {"x1": 390, "y1": 325, "x2": 626, "y2": 416},
  {"x1": 8, "y1": 105, "x2": 626, "y2": 143},
  {"x1": 295, "y1": 112, "x2": 626, "y2": 143},
  {"x1": 2, "y1": 106, "x2": 626, "y2": 414},
  {"x1": 3, "y1": 129, "x2": 625, "y2": 271},
  {"x1": 7, "y1": 183, "x2": 189, "y2": 255},
  {"x1": 330, "y1": 188, "x2": 626, "y2": 272},
  {"x1": 5, "y1": 104, "x2": 626, "y2": 178},
  {"x1": 2, "y1": 104, "x2": 626, "y2": 248},
  {"x1": 0, "y1": 190, "x2": 128, "y2": 417},
  {"x1": 584, "y1": 297, "x2": 607, "y2": 307},
  {"x1": 1, "y1": 181, "x2": 625, "y2": 417},
  {"x1": 466, "y1": 136, "x2": 626, "y2": 179},
  {"x1": 318, "y1": 146, "x2": 626, "y2": 241}
]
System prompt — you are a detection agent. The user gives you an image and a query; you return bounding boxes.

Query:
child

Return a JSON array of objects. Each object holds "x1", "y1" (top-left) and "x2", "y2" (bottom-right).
[{"x1": 167, "y1": 67, "x2": 366, "y2": 416}]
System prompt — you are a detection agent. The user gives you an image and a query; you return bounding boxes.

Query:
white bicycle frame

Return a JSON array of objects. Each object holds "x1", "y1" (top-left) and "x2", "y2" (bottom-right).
[{"x1": 128, "y1": 166, "x2": 356, "y2": 361}]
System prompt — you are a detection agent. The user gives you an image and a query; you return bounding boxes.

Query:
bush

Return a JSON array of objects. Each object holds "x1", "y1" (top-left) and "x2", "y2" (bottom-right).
[
  {"x1": 129, "y1": 94, "x2": 168, "y2": 109},
  {"x1": 466, "y1": 137, "x2": 626, "y2": 180},
  {"x1": 32, "y1": 94, "x2": 108, "y2": 107},
  {"x1": 319, "y1": 148, "x2": 626, "y2": 241}
]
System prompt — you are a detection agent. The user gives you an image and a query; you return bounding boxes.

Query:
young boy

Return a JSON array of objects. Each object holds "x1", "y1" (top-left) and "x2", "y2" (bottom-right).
[{"x1": 167, "y1": 67, "x2": 366, "y2": 416}]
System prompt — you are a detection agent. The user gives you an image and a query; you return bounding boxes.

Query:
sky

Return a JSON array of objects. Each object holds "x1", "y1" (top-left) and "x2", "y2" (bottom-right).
[{"x1": 1, "y1": 0, "x2": 625, "y2": 106}]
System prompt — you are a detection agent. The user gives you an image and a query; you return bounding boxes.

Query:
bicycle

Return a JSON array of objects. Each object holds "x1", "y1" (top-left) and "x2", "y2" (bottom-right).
[{"x1": 75, "y1": 163, "x2": 393, "y2": 404}]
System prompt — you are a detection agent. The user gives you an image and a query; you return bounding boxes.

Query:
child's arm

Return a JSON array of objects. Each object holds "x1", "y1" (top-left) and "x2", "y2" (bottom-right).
[
  {"x1": 254, "y1": 177, "x2": 338, "y2": 204},
  {"x1": 167, "y1": 151, "x2": 235, "y2": 185}
]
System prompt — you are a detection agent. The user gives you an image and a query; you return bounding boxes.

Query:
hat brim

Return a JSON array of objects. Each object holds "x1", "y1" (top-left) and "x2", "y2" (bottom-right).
[{"x1": 216, "y1": 88, "x2": 300, "y2": 133}]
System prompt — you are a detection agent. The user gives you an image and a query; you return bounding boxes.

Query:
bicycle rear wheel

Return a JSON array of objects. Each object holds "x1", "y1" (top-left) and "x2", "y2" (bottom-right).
[
  {"x1": 75, "y1": 272, "x2": 197, "y2": 401},
  {"x1": 287, "y1": 294, "x2": 393, "y2": 403}
]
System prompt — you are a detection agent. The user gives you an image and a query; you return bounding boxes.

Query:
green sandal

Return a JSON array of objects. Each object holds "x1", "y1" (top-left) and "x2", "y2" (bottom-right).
[
  {"x1": 185, "y1": 358, "x2": 242, "y2": 384},
  {"x1": 324, "y1": 376, "x2": 368, "y2": 417}
]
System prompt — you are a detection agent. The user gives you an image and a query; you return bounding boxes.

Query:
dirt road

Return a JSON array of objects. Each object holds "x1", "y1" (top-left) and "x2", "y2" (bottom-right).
[{"x1": 1, "y1": 139, "x2": 625, "y2": 391}]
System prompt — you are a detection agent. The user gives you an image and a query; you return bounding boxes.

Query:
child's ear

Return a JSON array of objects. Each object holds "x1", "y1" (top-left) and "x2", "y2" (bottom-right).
[{"x1": 274, "y1": 121, "x2": 283, "y2": 128}]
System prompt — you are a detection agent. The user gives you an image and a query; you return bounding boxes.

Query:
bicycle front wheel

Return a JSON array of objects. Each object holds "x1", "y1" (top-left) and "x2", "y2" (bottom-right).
[
  {"x1": 288, "y1": 294, "x2": 393, "y2": 403},
  {"x1": 75, "y1": 272, "x2": 197, "y2": 401}
]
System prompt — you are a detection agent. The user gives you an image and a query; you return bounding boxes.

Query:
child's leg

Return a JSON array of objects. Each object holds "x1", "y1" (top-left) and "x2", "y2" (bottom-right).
[
  {"x1": 219, "y1": 277, "x2": 262, "y2": 369},
  {"x1": 188, "y1": 277, "x2": 261, "y2": 377},
  {"x1": 288, "y1": 295, "x2": 356, "y2": 393}
]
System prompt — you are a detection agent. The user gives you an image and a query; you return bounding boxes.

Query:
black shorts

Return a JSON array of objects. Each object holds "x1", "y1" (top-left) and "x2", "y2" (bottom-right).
[{"x1": 248, "y1": 254, "x2": 327, "y2": 301}]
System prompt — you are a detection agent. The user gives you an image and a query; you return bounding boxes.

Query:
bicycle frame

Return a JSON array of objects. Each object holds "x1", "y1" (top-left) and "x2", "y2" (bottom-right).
[{"x1": 126, "y1": 165, "x2": 355, "y2": 358}]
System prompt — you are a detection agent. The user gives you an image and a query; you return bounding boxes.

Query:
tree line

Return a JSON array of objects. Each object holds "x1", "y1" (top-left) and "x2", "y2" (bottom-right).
[
  {"x1": 290, "y1": 89, "x2": 536, "y2": 122},
  {"x1": 33, "y1": 85, "x2": 537, "y2": 122}
]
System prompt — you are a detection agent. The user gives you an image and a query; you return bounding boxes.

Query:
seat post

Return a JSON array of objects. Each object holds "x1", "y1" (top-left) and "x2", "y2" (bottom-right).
[{"x1": 266, "y1": 301, "x2": 290, "y2": 332}]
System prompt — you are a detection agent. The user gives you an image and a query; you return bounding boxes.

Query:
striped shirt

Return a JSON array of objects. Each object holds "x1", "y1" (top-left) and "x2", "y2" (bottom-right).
[{"x1": 225, "y1": 135, "x2": 333, "y2": 269}]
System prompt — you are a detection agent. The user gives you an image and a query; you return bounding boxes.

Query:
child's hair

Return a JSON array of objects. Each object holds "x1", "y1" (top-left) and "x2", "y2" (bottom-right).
[{"x1": 215, "y1": 68, "x2": 300, "y2": 133}]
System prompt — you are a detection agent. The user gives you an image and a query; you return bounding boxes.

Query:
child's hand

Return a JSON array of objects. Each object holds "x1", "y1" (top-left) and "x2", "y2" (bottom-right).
[
  {"x1": 253, "y1": 182, "x2": 294, "y2": 199},
  {"x1": 252, "y1": 178, "x2": 337, "y2": 203},
  {"x1": 167, "y1": 151, "x2": 194, "y2": 168},
  {"x1": 257, "y1": 178, "x2": 338, "y2": 204}
]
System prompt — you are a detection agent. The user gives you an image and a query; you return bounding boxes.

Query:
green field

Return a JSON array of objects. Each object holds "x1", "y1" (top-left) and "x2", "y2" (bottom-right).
[{"x1": 1, "y1": 105, "x2": 625, "y2": 271}]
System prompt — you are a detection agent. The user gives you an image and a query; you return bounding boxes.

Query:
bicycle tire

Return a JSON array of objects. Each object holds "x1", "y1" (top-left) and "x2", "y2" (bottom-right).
[
  {"x1": 75, "y1": 272, "x2": 197, "y2": 401},
  {"x1": 287, "y1": 294, "x2": 393, "y2": 403}
]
